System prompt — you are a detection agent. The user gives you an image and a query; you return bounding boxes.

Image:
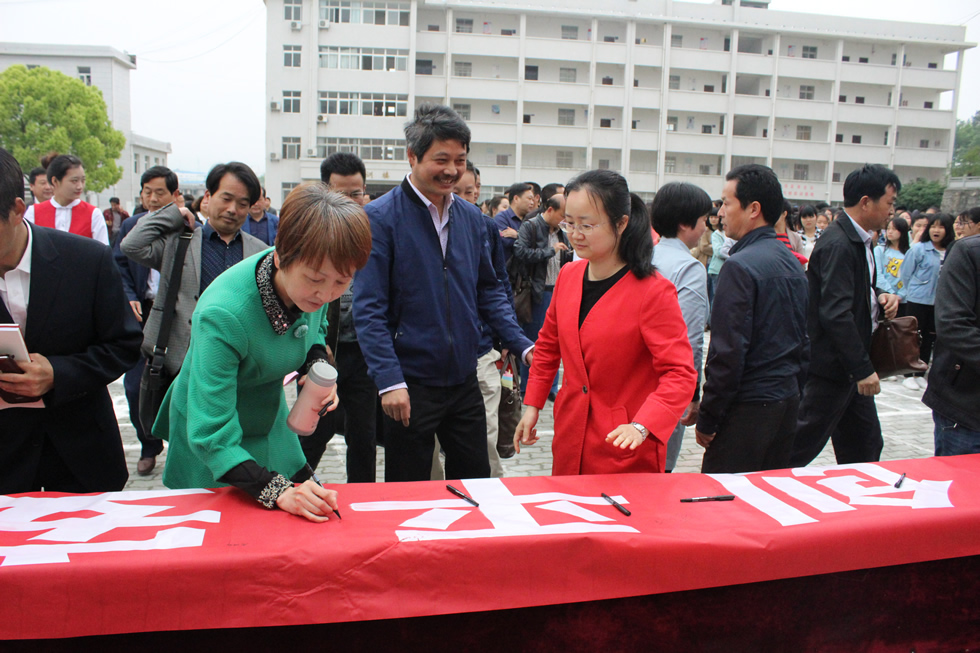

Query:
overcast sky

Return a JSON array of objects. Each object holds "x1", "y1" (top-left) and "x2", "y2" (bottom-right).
[{"x1": 1, "y1": 0, "x2": 977, "y2": 176}]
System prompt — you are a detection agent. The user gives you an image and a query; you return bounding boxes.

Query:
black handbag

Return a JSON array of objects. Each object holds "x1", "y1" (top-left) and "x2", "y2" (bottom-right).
[
  {"x1": 138, "y1": 229, "x2": 193, "y2": 435},
  {"x1": 870, "y1": 316, "x2": 929, "y2": 378},
  {"x1": 496, "y1": 354, "x2": 521, "y2": 459}
]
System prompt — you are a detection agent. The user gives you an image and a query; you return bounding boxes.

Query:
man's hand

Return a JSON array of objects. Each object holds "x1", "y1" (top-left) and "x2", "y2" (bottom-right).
[
  {"x1": 553, "y1": 242, "x2": 569, "y2": 253},
  {"x1": 695, "y1": 428, "x2": 715, "y2": 448},
  {"x1": 879, "y1": 293, "x2": 900, "y2": 320},
  {"x1": 178, "y1": 206, "x2": 197, "y2": 230},
  {"x1": 382, "y1": 388, "x2": 411, "y2": 426},
  {"x1": 0, "y1": 353, "x2": 54, "y2": 398},
  {"x1": 857, "y1": 372, "x2": 881, "y2": 396},
  {"x1": 680, "y1": 400, "x2": 700, "y2": 427},
  {"x1": 275, "y1": 480, "x2": 340, "y2": 522},
  {"x1": 129, "y1": 300, "x2": 143, "y2": 323},
  {"x1": 500, "y1": 227, "x2": 519, "y2": 239}
]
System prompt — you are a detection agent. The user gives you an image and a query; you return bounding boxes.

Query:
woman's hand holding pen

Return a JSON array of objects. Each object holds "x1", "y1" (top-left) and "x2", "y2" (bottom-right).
[
  {"x1": 276, "y1": 480, "x2": 340, "y2": 522},
  {"x1": 514, "y1": 406, "x2": 540, "y2": 453}
]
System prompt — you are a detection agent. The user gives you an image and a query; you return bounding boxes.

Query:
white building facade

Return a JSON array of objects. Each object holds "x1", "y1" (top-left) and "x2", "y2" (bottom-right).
[
  {"x1": 0, "y1": 43, "x2": 172, "y2": 212},
  {"x1": 263, "y1": 0, "x2": 972, "y2": 204}
]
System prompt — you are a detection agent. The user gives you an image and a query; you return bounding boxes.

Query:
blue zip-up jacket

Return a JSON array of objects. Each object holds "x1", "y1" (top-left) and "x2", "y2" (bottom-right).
[
  {"x1": 353, "y1": 179, "x2": 533, "y2": 389},
  {"x1": 479, "y1": 215, "x2": 515, "y2": 355},
  {"x1": 900, "y1": 240, "x2": 942, "y2": 305}
]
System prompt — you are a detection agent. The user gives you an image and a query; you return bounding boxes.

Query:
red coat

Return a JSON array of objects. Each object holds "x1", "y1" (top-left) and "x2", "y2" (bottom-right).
[{"x1": 525, "y1": 260, "x2": 696, "y2": 475}]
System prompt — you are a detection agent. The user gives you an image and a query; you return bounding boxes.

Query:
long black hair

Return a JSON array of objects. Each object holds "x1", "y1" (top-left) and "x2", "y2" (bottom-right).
[
  {"x1": 887, "y1": 216, "x2": 910, "y2": 254},
  {"x1": 919, "y1": 213, "x2": 955, "y2": 249},
  {"x1": 564, "y1": 169, "x2": 654, "y2": 279}
]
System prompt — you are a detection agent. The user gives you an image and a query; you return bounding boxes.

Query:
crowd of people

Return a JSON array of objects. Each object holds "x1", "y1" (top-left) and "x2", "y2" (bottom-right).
[{"x1": 1, "y1": 102, "x2": 978, "y2": 522}]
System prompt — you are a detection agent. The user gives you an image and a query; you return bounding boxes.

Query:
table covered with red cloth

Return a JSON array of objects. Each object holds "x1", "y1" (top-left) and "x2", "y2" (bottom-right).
[{"x1": 2, "y1": 455, "x2": 980, "y2": 640}]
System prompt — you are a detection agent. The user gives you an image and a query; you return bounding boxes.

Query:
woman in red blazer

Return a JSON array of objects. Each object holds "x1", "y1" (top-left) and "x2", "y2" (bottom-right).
[{"x1": 515, "y1": 170, "x2": 696, "y2": 475}]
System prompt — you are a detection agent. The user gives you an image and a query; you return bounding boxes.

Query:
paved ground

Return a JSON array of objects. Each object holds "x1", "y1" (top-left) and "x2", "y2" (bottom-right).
[{"x1": 117, "y1": 343, "x2": 936, "y2": 490}]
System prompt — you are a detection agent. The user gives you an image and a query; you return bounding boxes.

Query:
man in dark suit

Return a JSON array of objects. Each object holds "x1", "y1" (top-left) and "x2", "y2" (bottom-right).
[
  {"x1": 790, "y1": 164, "x2": 901, "y2": 466},
  {"x1": 0, "y1": 147, "x2": 142, "y2": 494},
  {"x1": 113, "y1": 166, "x2": 180, "y2": 475}
]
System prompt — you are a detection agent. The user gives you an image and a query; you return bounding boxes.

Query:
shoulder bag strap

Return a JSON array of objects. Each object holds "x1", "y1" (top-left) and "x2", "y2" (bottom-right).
[{"x1": 148, "y1": 229, "x2": 194, "y2": 378}]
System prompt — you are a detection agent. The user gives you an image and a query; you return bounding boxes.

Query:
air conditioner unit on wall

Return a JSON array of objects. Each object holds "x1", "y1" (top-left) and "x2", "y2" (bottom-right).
[
  {"x1": 319, "y1": 19, "x2": 330, "y2": 29},
  {"x1": 270, "y1": 101, "x2": 281, "y2": 111},
  {"x1": 317, "y1": 114, "x2": 328, "y2": 123},
  {"x1": 308, "y1": 148, "x2": 316, "y2": 156},
  {"x1": 291, "y1": 20, "x2": 302, "y2": 31},
  {"x1": 270, "y1": 152, "x2": 279, "y2": 161}
]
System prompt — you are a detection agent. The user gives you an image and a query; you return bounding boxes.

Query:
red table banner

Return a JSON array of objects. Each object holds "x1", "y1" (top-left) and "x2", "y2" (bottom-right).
[{"x1": 2, "y1": 455, "x2": 980, "y2": 640}]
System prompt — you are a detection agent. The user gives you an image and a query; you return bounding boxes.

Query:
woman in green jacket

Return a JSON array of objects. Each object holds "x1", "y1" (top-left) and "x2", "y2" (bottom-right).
[{"x1": 155, "y1": 183, "x2": 372, "y2": 521}]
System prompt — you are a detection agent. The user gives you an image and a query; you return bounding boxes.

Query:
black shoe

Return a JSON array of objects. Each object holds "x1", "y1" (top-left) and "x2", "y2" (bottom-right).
[{"x1": 548, "y1": 392, "x2": 557, "y2": 402}]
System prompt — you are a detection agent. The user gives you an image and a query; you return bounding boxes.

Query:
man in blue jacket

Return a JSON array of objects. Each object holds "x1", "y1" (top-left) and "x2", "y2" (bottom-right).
[{"x1": 353, "y1": 104, "x2": 534, "y2": 482}]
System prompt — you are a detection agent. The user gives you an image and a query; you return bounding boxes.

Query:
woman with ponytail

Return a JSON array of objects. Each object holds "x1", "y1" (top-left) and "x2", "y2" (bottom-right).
[{"x1": 513, "y1": 170, "x2": 696, "y2": 475}]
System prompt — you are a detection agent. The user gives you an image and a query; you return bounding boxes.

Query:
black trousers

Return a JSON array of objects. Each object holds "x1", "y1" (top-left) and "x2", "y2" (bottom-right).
[
  {"x1": 790, "y1": 374, "x2": 883, "y2": 467},
  {"x1": 299, "y1": 341, "x2": 379, "y2": 483},
  {"x1": 906, "y1": 301, "x2": 936, "y2": 376},
  {"x1": 383, "y1": 374, "x2": 490, "y2": 483},
  {"x1": 701, "y1": 396, "x2": 800, "y2": 474},
  {"x1": 124, "y1": 356, "x2": 164, "y2": 458}
]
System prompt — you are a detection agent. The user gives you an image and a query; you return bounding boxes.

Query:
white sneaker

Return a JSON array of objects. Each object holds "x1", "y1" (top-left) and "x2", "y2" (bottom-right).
[
  {"x1": 902, "y1": 377, "x2": 921, "y2": 391},
  {"x1": 916, "y1": 377, "x2": 928, "y2": 390}
]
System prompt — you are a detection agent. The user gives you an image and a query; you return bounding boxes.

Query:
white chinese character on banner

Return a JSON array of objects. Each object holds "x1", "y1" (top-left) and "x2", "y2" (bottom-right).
[
  {"x1": 351, "y1": 478, "x2": 637, "y2": 541},
  {"x1": 709, "y1": 463, "x2": 953, "y2": 527},
  {"x1": 0, "y1": 489, "x2": 221, "y2": 567}
]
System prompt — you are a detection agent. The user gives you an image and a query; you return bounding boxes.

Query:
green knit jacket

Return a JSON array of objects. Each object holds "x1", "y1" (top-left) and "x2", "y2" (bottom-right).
[{"x1": 155, "y1": 250, "x2": 327, "y2": 489}]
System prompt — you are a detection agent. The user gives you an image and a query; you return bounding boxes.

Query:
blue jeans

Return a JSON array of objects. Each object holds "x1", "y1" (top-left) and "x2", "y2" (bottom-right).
[
  {"x1": 520, "y1": 289, "x2": 560, "y2": 396},
  {"x1": 933, "y1": 411, "x2": 980, "y2": 456}
]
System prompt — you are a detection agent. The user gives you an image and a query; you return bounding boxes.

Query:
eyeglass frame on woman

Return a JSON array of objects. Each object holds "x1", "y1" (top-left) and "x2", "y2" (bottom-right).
[{"x1": 558, "y1": 220, "x2": 599, "y2": 235}]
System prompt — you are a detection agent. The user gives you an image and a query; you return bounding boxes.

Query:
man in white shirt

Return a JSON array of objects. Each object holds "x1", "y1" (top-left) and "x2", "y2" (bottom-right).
[{"x1": 23, "y1": 154, "x2": 109, "y2": 246}]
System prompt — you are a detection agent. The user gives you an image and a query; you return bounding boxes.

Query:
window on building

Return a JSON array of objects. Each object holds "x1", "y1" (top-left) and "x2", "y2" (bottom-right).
[
  {"x1": 322, "y1": 91, "x2": 407, "y2": 116},
  {"x1": 285, "y1": 0, "x2": 302, "y2": 20},
  {"x1": 320, "y1": 46, "x2": 408, "y2": 71},
  {"x1": 601, "y1": 76, "x2": 613, "y2": 85},
  {"x1": 600, "y1": 118, "x2": 613, "y2": 128},
  {"x1": 632, "y1": 120, "x2": 639, "y2": 130},
  {"x1": 501, "y1": 29, "x2": 516, "y2": 36},
  {"x1": 455, "y1": 18, "x2": 473, "y2": 33},
  {"x1": 453, "y1": 103, "x2": 471, "y2": 120},
  {"x1": 799, "y1": 85, "x2": 815, "y2": 100},
  {"x1": 666, "y1": 116, "x2": 678, "y2": 131},
  {"x1": 839, "y1": 95, "x2": 847, "y2": 103},
  {"x1": 842, "y1": 55, "x2": 850, "y2": 62},
  {"x1": 703, "y1": 85, "x2": 714, "y2": 93},
  {"x1": 665, "y1": 156, "x2": 676, "y2": 173},
  {"x1": 454, "y1": 61, "x2": 472, "y2": 77},
  {"x1": 836, "y1": 133, "x2": 844, "y2": 143},
  {"x1": 559, "y1": 67, "x2": 577, "y2": 83},
  {"x1": 133, "y1": 153, "x2": 139, "y2": 174},
  {"x1": 793, "y1": 164, "x2": 809, "y2": 180},
  {"x1": 283, "y1": 90, "x2": 301, "y2": 112},
  {"x1": 26, "y1": 64, "x2": 39, "y2": 70},
  {"x1": 852, "y1": 135, "x2": 862, "y2": 144},
  {"x1": 154, "y1": 157, "x2": 160, "y2": 165},
  {"x1": 796, "y1": 125, "x2": 812, "y2": 141},
  {"x1": 668, "y1": 75, "x2": 680, "y2": 90},
  {"x1": 284, "y1": 45, "x2": 302, "y2": 67},
  {"x1": 144, "y1": 155, "x2": 149, "y2": 170},
  {"x1": 77, "y1": 66, "x2": 91, "y2": 85},
  {"x1": 920, "y1": 139, "x2": 930, "y2": 149},
  {"x1": 701, "y1": 125, "x2": 713, "y2": 134},
  {"x1": 558, "y1": 108, "x2": 575, "y2": 126},
  {"x1": 525, "y1": 65, "x2": 538, "y2": 81},
  {"x1": 561, "y1": 25, "x2": 578, "y2": 40},
  {"x1": 924, "y1": 101, "x2": 934, "y2": 109},
  {"x1": 556, "y1": 150, "x2": 574, "y2": 168},
  {"x1": 319, "y1": 0, "x2": 409, "y2": 26},
  {"x1": 699, "y1": 164, "x2": 712, "y2": 175},
  {"x1": 884, "y1": 131, "x2": 889, "y2": 145},
  {"x1": 282, "y1": 182, "x2": 299, "y2": 204},
  {"x1": 496, "y1": 154, "x2": 510, "y2": 166},
  {"x1": 858, "y1": 57, "x2": 869, "y2": 63},
  {"x1": 523, "y1": 114, "x2": 532, "y2": 124},
  {"x1": 802, "y1": 46, "x2": 817, "y2": 59},
  {"x1": 891, "y1": 53, "x2": 898, "y2": 66},
  {"x1": 321, "y1": 137, "x2": 407, "y2": 160},
  {"x1": 416, "y1": 59, "x2": 434, "y2": 75},
  {"x1": 832, "y1": 172, "x2": 841, "y2": 182},
  {"x1": 598, "y1": 159, "x2": 611, "y2": 170},
  {"x1": 855, "y1": 96, "x2": 865, "y2": 104},
  {"x1": 282, "y1": 137, "x2": 301, "y2": 159},
  {"x1": 670, "y1": 34, "x2": 683, "y2": 48}
]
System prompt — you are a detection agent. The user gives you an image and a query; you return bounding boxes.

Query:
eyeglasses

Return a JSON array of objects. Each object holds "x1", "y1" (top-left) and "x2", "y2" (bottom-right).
[
  {"x1": 558, "y1": 221, "x2": 597, "y2": 235},
  {"x1": 955, "y1": 219, "x2": 971, "y2": 227}
]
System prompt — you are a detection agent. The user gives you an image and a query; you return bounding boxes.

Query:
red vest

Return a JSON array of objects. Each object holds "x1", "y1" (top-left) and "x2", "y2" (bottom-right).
[{"x1": 32, "y1": 200, "x2": 95, "y2": 239}]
